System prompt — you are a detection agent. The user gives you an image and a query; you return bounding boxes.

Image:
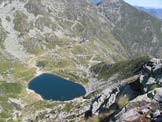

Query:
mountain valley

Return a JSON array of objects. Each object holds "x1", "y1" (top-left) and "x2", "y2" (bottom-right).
[{"x1": 0, "y1": 0, "x2": 162, "y2": 122}]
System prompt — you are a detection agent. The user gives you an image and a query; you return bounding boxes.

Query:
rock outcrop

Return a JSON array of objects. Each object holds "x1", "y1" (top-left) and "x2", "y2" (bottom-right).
[
  {"x1": 116, "y1": 88, "x2": 162, "y2": 122},
  {"x1": 85, "y1": 58, "x2": 162, "y2": 121},
  {"x1": 140, "y1": 58, "x2": 162, "y2": 92}
]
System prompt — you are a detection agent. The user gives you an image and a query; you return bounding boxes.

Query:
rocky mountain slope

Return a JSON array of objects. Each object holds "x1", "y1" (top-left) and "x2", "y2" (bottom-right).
[
  {"x1": 0, "y1": 0, "x2": 162, "y2": 122},
  {"x1": 0, "y1": 0, "x2": 128, "y2": 82},
  {"x1": 97, "y1": 0, "x2": 162, "y2": 58}
]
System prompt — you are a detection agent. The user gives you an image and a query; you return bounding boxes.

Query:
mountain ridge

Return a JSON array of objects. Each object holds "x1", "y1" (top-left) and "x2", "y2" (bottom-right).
[
  {"x1": 97, "y1": 0, "x2": 162, "y2": 58},
  {"x1": 135, "y1": 6, "x2": 162, "y2": 20}
]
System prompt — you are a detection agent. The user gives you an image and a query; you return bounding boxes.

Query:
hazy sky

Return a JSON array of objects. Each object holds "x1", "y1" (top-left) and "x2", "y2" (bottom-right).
[
  {"x1": 124, "y1": 0, "x2": 162, "y2": 8},
  {"x1": 91, "y1": 0, "x2": 102, "y2": 4}
]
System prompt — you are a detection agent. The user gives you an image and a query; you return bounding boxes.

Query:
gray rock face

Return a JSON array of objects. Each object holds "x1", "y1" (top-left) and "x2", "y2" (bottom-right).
[
  {"x1": 85, "y1": 76, "x2": 140, "y2": 119},
  {"x1": 91, "y1": 84, "x2": 120, "y2": 114},
  {"x1": 114, "y1": 59, "x2": 162, "y2": 122},
  {"x1": 140, "y1": 58, "x2": 162, "y2": 92},
  {"x1": 116, "y1": 88, "x2": 162, "y2": 122}
]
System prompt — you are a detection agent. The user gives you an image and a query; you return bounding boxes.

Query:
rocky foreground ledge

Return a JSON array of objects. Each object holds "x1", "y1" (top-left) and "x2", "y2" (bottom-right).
[{"x1": 85, "y1": 58, "x2": 162, "y2": 122}]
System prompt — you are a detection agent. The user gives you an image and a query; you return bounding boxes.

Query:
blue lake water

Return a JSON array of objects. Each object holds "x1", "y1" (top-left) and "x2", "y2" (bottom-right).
[{"x1": 28, "y1": 73, "x2": 86, "y2": 101}]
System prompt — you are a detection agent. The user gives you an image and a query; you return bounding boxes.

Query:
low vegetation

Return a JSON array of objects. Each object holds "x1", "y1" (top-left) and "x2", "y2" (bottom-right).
[
  {"x1": 117, "y1": 95, "x2": 129, "y2": 108},
  {"x1": 0, "y1": 23, "x2": 6, "y2": 48},
  {"x1": 90, "y1": 56, "x2": 150, "y2": 81},
  {"x1": 0, "y1": 82, "x2": 23, "y2": 97},
  {"x1": 13, "y1": 11, "x2": 32, "y2": 34}
]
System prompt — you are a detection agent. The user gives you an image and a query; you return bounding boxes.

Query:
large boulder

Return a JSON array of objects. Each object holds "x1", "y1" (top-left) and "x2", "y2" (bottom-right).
[
  {"x1": 140, "y1": 58, "x2": 162, "y2": 92},
  {"x1": 116, "y1": 88, "x2": 162, "y2": 122}
]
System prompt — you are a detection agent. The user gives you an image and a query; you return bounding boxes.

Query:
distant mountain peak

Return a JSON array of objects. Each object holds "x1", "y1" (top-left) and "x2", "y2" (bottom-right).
[
  {"x1": 135, "y1": 6, "x2": 162, "y2": 20},
  {"x1": 90, "y1": 0, "x2": 102, "y2": 5}
]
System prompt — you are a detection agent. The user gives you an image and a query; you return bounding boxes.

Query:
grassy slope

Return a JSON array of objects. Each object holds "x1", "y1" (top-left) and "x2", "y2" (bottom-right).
[
  {"x1": 0, "y1": 19, "x2": 6, "y2": 48},
  {"x1": 0, "y1": 51, "x2": 37, "y2": 121},
  {"x1": 90, "y1": 56, "x2": 150, "y2": 81}
]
